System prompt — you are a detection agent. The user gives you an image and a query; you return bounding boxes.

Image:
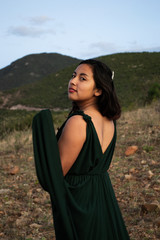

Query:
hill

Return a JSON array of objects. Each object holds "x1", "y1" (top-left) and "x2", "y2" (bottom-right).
[
  {"x1": 0, "y1": 53, "x2": 81, "y2": 91},
  {"x1": 1, "y1": 52, "x2": 160, "y2": 110},
  {"x1": 98, "y1": 52, "x2": 160, "y2": 109}
]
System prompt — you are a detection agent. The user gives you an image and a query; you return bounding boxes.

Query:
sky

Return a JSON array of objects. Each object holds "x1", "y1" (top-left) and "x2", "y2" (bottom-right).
[{"x1": 1, "y1": 0, "x2": 160, "y2": 69}]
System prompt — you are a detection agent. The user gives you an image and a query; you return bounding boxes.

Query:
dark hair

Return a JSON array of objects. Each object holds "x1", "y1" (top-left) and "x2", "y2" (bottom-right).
[{"x1": 70, "y1": 59, "x2": 121, "y2": 120}]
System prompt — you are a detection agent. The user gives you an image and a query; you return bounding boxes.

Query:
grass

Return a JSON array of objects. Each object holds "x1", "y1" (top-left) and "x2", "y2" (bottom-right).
[
  {"x1": 0, "y1": 101, "x2": 160, "y2": 239},
  {"x1": 0, "y1": 109, "x2": 35, "y2": 139},
  {"x1": 0, "y1": 109, "x2": 68, "y2": 140}
]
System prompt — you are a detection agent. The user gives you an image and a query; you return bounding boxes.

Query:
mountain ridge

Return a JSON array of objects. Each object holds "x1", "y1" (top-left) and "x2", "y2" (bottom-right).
[
  {"x1": 0, "y1": 52, "x2": 81, "y2": 91},
  {"x1": 0, "y1": 52, "x2": 160, "y2": 111}
]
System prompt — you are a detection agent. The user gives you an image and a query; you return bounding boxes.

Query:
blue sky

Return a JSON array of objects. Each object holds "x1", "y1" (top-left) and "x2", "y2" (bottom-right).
[{"x1": 1, "y1": 0, "x2": 160, "y2": 69}]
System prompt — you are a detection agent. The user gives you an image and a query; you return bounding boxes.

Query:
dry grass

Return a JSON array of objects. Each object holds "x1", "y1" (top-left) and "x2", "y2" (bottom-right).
[
  {"x1": 0, "y1": 101, "x2": 160, "y2": 239},
  {"x1": 110, "y1": 101, "x2": 160, "y2": 240}
]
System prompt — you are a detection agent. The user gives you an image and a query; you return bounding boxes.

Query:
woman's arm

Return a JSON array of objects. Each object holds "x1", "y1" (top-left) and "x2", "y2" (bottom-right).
[{"x1": 58, "y1": 115, "x2": 86, "y2": 176}]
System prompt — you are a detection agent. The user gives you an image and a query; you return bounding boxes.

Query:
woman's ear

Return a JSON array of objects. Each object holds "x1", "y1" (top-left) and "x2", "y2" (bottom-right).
[{"x1": 94, "y1": 88, "x2": 102, "y2": 97}]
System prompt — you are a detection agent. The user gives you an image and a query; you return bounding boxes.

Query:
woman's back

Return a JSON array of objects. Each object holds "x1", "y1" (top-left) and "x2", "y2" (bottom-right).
[
  {"x1": 57, "y1": 110, "x2": 116, "y2": 174},
  {"x1": 84, "y1": 109, "x2": 115, "y2": 154},
  {"x1": 58, "y1": 108, "x2": 115, "y2": 175}
]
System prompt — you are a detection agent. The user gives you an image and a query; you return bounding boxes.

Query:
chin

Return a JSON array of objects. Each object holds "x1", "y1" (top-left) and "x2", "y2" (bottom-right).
[
  {"x1": 68, "y1": 93, "x2": 76, "y2": 99},
  {"x1": 68, "y1": 95, "x2": 74, "y2": 101}
]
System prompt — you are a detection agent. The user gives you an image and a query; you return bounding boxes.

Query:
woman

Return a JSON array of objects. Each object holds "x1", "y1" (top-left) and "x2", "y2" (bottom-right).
[{"x1": 32, "y1": 59, "x2": 130, "y2": 239}]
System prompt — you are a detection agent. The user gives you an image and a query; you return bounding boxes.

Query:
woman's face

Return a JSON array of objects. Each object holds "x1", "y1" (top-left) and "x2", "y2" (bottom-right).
[{"x1": 68, "y1": 64, "x2": 101, "y2": 104}]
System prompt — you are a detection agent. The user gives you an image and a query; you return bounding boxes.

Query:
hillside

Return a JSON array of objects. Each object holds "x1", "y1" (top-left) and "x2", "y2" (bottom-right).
[
  {"x1": 1, "y1": 52, "x2": 160, "y2": 111},
  {"x1": 97, "y1": 52, "x2": 160, "y2": 109},
  {"x1": 0, "y1": 101, "x2": 160, "y2": 239},
  {"x1": 0, "y1": 53, "x2": 81, "y2": 91}
]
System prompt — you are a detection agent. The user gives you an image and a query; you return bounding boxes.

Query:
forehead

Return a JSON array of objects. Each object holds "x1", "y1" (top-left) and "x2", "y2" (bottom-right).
[{"x1": 75, "y1": 64, "x2": 93, "y2": 76}]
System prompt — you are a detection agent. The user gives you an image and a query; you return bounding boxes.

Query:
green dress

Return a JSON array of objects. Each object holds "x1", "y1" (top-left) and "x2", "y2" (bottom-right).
[{"x1": 32, "y1": 109, "x2": 130, "y2": 240}]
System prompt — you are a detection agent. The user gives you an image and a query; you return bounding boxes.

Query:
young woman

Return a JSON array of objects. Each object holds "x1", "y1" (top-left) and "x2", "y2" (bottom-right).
[{"x1": 32, "y1": 59, "x2": 130, "y2": 239}]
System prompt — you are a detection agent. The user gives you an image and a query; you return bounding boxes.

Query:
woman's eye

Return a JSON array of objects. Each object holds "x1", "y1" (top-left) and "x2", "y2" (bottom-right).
[{"x1": 80, "y1": 77, "x2": 86, "y2": 81}]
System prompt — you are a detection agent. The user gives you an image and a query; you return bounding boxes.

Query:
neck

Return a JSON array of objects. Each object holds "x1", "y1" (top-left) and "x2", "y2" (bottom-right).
[{"x1": 76, "y1": 100, "x2": 99, "y2": 112}]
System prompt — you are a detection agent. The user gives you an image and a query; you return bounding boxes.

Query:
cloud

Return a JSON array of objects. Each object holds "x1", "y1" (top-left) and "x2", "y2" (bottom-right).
[
  {"x1": 126, "y1": 41, "x2": 160, "y2": 53},
  {"x1": 7, "y1": 15, "x2": 56, "y2": 38},
  {"x1": 8, "y1": 26, "x2": 56, "y2": 37},
  {"x1": 77, "y1": 40, "x2": 160, "y2": 60},
  {"x1": 147, "y1": 46, "x2": 160, "y2": 52},
  {"x1": 90, "y1": 42, "x2": 117, "y2": 53},
  {"x1": 136, "y1": 46, "x2": 160, "y2": 53},
  {"x1": 77, "y1": 41, "x2": 118, "y2": 59},
  {"x1": 30, "y1": 16, "x2": 54, "y2": 25}
]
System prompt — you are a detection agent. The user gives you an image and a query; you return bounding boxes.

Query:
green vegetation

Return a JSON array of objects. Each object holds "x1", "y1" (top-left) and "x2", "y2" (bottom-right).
[
  {"x1": 3, "y1": 64, "x2": 76, "y2": 109},
  {"x1": 97, "y1": 52, "x2": 160, "y2": 110},
  {"x1": 0, "y1": 109, "x2": 68, "y2": 139},
  {"x1": 1, "y1": 52, "x2": 160, "y2": 111},
  {"x1": 0, "y1": 109, "x2": 35, "y2": 139},
  {"x1": 142, "y1": 145, "x2": 154, "y2": 153},
  {"x1": 0, "y1": 52, "x2": 160, "y2": 138},
  {"x1": 146, "y1": 82, "x2": 160, "y2": 103}
]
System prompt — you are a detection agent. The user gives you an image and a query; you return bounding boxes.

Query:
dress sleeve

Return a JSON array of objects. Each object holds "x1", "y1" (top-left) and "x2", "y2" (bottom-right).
[
  {"x1": 32, "y1": 109, "x2": 64, "y2": 194},
  {"x1": 32, "y1": 109, "x2": 77, "y2": 240}
]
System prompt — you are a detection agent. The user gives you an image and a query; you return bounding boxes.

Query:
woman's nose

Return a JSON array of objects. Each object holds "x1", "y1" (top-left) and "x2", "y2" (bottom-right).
[{"x1": 70, "y1": 77, "x2": 76, "y2": 85}]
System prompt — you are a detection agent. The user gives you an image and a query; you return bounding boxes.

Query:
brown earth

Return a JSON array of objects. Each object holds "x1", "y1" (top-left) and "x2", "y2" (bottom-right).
[{"x1": 0, "y1": 102, "x2": 160, "y2": 240}]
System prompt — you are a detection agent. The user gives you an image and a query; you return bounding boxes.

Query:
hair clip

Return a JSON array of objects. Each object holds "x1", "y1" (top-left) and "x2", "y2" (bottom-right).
[{"x1": 111, "y1": 71, "x2": 114, "y2": 80}]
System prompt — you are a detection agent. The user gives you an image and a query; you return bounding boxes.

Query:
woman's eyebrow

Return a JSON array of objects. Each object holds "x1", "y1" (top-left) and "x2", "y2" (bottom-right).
[
  {"x1": 73, "y1": 71, "x2": 89, "y2": 77},
  {"x1": 79, "y1": 73, "x2": 89, "y2": 77}
]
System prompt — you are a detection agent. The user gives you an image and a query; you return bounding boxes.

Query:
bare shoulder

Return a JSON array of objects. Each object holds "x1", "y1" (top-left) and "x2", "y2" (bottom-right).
[
  {"x1": 58, "y1": 115, "x2": 87, "y2": 175},
  {"x1": 65, "y1": 115, "x2": 86, "y2": 131},
  {"x1": 60, "y1": 115, "x2": 87, "y2": 140}
]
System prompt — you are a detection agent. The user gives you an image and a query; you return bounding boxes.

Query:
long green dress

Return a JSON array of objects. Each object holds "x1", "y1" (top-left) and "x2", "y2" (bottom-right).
[{"x1": 32, "y1": 109, "x2": 130, "y2": 240}]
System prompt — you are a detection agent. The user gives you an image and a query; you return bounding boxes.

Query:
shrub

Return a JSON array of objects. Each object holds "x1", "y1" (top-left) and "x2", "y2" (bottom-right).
[{"x1": 146, "y1": 83, "x2": 160, "y2": 103}]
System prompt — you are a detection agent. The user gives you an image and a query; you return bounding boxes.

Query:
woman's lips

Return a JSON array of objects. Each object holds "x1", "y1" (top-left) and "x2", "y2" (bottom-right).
[{"x1": 69, "y1": 88, "x2": 77, "y2": 93}]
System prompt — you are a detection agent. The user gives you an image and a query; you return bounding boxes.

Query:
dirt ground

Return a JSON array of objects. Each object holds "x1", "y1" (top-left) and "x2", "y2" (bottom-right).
[{"x1": 0, "y1": 102, "x2": 160, "y2": 240}]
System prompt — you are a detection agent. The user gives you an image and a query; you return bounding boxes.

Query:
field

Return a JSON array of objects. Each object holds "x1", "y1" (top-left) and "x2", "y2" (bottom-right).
[{"x1": 0, "y1": 101, "x2": 160, "y2": 240}]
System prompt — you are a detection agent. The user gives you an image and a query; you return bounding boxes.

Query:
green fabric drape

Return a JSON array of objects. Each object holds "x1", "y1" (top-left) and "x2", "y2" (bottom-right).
[{"x1": 32, "y1": 109, "x2": 130, "y2": 240}]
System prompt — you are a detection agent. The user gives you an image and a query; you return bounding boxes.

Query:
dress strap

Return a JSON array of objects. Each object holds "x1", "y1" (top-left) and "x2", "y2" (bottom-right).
[
  {"x1": 68, "y1": 110, "x2": 92, "y2": 123},
  {"x1": 56, "y1": 110, "x2": 91, "y2": 140}
]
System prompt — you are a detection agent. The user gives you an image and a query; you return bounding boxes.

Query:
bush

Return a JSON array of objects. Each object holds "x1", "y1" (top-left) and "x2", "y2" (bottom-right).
[
  {"x1": 146, "y1": 83, "x2": 160, "y2": 103},
  {"x1": 0, "y1": 109, "x2": 68, "y2": 139},
  {"x1": 0, "y1": 109, "x2": 35, "y2": 139}
]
